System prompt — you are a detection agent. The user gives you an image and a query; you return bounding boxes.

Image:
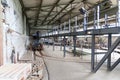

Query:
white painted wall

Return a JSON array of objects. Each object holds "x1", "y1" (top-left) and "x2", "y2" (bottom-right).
[{"x1": 1, "y1": 0, "x2": 28, "y2": 64}]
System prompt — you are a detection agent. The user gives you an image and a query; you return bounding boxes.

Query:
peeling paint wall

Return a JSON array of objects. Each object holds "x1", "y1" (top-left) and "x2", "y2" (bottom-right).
[
  {"x1": 0, "y1": 0, "x2": 3, "y2": 65},
  {"x1": 1, "y1": 0, "x2": 29, "y2": 64}
]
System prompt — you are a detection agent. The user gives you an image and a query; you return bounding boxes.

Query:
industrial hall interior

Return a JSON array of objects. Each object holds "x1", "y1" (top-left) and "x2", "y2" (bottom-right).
[{"x1": 0, "y1": 0, "x2": 120, "y2": 80}]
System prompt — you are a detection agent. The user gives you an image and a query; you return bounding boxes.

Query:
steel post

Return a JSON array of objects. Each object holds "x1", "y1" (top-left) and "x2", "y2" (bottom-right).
[
  {"x1": 107, "y1": 34, "x2": 112, "y2": 70},
  {"x1": 73, "y1": 35, "x2": 76, "y2": 56},
  {"x1": 63, "y1": 36, "x2": 66, "y2": 57},
  {"x1": 97, "y1": 5, "x2": 100, "y2": 28},
  {"x1": 84, "y1": 13, "x2": 87, "y2": 31},
  {"x1": 47, "y1": 27, "x2": 49, "y2": 48},
  {"x1": 53, "y1": 38, "x2": 55, "y2": 51},
  {"x1": 60, "y1": 24, "x2": 62, "y2": 50},
  {"x1": 110, "y1": 58, "x2": 120, "y2": 71},
  {"x1": 91, "y1": 34, "x2": 95, "y2": 72},
  {"x1": 94, "y1": 8, "x2": 97, "y2": 29},
  {"x1": 69, "y1": 19, "x2": 71, "y2": 32},
  {"x1": 93, "y1": 36, "x2": 120, "y2": 72},
  {"x1": 105, "y1": 14, "x2": 108, "y2": 28}
]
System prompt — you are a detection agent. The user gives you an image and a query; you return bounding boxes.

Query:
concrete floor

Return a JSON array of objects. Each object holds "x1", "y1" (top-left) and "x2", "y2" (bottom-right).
[{"x1": 42, "y1": 45, "x2": 120, "y2": 80}]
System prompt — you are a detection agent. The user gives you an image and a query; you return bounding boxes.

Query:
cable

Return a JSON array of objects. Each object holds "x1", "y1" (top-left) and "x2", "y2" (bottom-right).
[
  {"x1": 42, "y1": 56, "x2": 50, "y2": 80},
  {"x1": 35, "y1": 53, "x2": 50, "y2": 80}
]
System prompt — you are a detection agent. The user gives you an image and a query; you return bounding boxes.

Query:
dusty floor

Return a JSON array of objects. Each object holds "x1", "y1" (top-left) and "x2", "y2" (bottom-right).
[
  {"x1": 42, "y1": 45, "x2": 120, "y2": 80},
  {"x1": 21, "y1": 45, "x2": 120, "y2": 80}
]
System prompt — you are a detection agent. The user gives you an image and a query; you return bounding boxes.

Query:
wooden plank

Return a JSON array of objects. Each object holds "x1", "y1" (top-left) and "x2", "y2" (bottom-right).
[{"x1": 0, "y1": 63, "x2": 32, "y2": 80}]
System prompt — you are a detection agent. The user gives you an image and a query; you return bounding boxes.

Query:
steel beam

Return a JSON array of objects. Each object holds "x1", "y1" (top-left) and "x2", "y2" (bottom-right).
[
  {"x1": 93, "y1": 36, "x2": 120, "y2": 72},
  {"x1": 60, "y1": 37, "x2": 62, "y2": 51},
  {"x1": 60, "y1": 25, "x2": 62, "y2": 51},
  {"x1": 64, "y1": 1, "x2": 116, "y2": 27},
  {"x1": 19, "y1": 0, "x2": 27, "y2": 17},
  {"x1": 73, "y1": 36, "x2": 76, "y2": 56},
  {"x1": 47, "y1": 0, "x2": 75, "y2": 24},
  {"x1": 107, "y1": 34, "x2": 112, "y2": 70},
  {"x1": 91, "y1": 34, "x2": 95, "y2": 72},
  {"x1": 25, "y1": 2, "x2": 81, "y2": 8},
  {"x1": 110, "y1": 58, "x2": 120, "y2": 71},
  {"x1": 63, "y1": 36, "x2": 66, "y2": 57},
  {"x1": 34, "y1": 0, "x2": 43, "y2": 26},
  {"x1": 53, "y1": 38, "x2": 55, "y2": 51},
  {"x1": 56, "y1": 8, "x2": 75, "y2": 23},
  {"x1": 90, "y1": 27, "x2": 120, "y2": 35},
  {"x1": 41, "y1": 0, "x2": 60, "y2": 25},
  {"x1": 31, "y1": 28, "x2": 52, "y2": 30},
  {"x1": 83, "y1": 12, "x2": 87, "y2": 31},
  {"x1": 47, "y1": 26, "x2": 50, "y2": 48},
  {"x1": 63, "y1": 6, "x2": 117, "y2": 28},
  {"x1": 95, "y1": 52, "x2": 107, "y2": 54},
  {"x1": 97, "y1": 5, "x2": 100, "y2": 29},
  {"x1": 40, "y1": 27, "x2": 120, "y2": 38}
]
